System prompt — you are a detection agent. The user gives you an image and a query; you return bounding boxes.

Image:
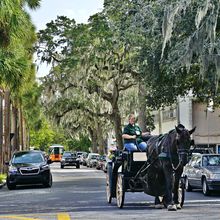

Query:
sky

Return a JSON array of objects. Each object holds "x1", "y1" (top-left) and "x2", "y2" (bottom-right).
[{"x1": 27, "y1": 0, "x2": 104, "y2": 77}]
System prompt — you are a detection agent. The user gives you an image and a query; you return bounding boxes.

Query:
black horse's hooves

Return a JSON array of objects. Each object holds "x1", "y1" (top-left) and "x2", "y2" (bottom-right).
[{"x1": 167, "y1": 204, "x2": 177, "y2": 211}]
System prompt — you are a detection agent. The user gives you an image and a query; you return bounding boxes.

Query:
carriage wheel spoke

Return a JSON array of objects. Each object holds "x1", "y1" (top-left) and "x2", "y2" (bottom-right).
[{"x1": 116, "y1": 174, "x2": 125, "y2": 208}]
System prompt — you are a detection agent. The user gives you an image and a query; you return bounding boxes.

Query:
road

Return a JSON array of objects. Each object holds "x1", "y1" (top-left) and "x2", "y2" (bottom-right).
[{"x1": 0, "y1": 163, "x2": 220, "y2": 219}]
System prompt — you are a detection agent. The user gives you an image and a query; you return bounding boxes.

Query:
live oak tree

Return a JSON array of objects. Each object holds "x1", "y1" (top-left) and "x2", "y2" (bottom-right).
[
  {"x1": 105, "y1": 0, "x2": 220, "y2": 111},
  {"x1": 160, "y1": 0, "x2": 220, "y2": 106},
  {"x1": 37, "y1": 14, "x2": 139, "y2": 150}
]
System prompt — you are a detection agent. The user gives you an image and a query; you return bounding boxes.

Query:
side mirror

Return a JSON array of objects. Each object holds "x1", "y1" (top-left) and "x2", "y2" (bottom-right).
[
  {"x1": 47, "y1": 159, "x2": 53, "y2": 164},
  {"x1": 193, "y1": 164, "x2": 200, "y2": 168}
]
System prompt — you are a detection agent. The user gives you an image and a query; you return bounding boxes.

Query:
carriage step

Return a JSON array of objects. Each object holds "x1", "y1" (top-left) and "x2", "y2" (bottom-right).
[{"x1": 127, "y1": 188, "x2": 144, "y2": 192}]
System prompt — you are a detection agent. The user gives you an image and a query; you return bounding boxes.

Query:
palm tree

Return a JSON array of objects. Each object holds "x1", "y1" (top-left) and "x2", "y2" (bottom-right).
[{"x1": 0, "y1": 0, "x2": 41, "y2": 172}]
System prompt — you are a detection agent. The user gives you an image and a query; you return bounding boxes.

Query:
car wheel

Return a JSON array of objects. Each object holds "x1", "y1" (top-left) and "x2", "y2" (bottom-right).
[
  {"x1": 43, "y1": 173, "x2": 53, "y2": 188},
  {"x1": 7, "y1": 181, "x2": 16, "y2": 190},
  {"x1": 185, "y1": 177, "x2": 192, "y2": 192},
  {"x1": 61, "y1": 165, "x2": 64, "y2": 169},
  {"x1": 202, "y1": 178, "x2": 210, "y2": 196},
  {"x1": 76, "y1": 163, "x2": 80, "y2": 169}
]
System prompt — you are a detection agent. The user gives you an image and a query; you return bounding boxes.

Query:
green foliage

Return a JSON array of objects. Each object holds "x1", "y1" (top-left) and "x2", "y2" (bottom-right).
[
  {"x1": 34, "y1": 0, "x2": 220, "y2": 147},
  {"x1": 66, "y1": 135, "x2": 91, "y2": 152},
  {"x1": 29, "y1": 118, "x2": 66, "y2": 152},
  {"x1": 0, "y1": 174, "x2": 6, "y2": 184}
]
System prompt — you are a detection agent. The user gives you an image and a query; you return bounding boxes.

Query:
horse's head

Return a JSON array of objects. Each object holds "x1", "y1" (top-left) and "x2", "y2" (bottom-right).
[{"x1": 175, "y1": 124, "x2": 196, "y2": 166}]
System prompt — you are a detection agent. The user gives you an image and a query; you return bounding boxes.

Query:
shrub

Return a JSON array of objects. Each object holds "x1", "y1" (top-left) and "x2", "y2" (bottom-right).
[{"x1": 0, "y1": 174, "x2": 6, "y2": 184}]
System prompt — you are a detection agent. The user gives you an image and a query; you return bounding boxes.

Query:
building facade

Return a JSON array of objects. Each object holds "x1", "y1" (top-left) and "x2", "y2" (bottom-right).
[{"x1": 152, "y1": 96, "x2": 220, "y2": 154}]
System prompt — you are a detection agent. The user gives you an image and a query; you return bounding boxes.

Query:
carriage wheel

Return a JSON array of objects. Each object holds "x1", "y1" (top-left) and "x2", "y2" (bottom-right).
[
  {"x1": 116, "y1": 173, "x2": 125, "y2": 208},
  {"x1": 106, "y1": 163, "x2": 113, "y2": 203},
  {"x1": 178, "y1": 178, "x2": 185, "y2": 207}
]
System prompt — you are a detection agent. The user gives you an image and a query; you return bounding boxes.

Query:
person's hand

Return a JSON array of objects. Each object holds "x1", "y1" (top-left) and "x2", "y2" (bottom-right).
[
  {"x1": 132, "y1": 135, "x2": 136, "y2": 139},
  {"x1": 142, "y1": 132, "x2": 150, "y2": 136}
]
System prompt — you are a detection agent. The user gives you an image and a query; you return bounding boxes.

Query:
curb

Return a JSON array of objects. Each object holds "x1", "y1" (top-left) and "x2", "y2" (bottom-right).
[{"x1": 0, "y1": 181, "x2": 6, "y2": 189}]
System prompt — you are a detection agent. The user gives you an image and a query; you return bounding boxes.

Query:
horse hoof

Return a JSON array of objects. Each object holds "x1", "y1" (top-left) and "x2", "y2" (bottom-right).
[
  {"x1": 167, "y1": 204, "x2": 177, "y2": 211},
  {"x1": 155, "y1": 204, "x2": 164, "y2": 209},
  {"x1": 176, "y1": 204, "x2": 182, "y2": 209}
]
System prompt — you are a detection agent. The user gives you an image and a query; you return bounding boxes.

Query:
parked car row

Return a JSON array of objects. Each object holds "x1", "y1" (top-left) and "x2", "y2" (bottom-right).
[{"x1": 4, "y1": 149, "x2": 107, "y2": 191}]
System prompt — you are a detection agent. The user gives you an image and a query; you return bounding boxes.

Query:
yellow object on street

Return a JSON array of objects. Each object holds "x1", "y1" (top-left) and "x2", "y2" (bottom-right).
[
  {"x1": 57, "y1": 213, "x2": 71, "y2": 220},
  {"x1": 0, "y1": 213, "x2": 71, "y2": 220}
]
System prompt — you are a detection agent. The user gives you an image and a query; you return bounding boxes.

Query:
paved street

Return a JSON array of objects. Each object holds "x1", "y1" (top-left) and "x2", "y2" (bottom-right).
[{"x1": 0, "y1": 163, "x2": 220, "y2": 219}]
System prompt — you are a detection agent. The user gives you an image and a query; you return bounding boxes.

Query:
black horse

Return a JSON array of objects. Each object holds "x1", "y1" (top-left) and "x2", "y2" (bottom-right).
[{"x1": 143, "y1": 124, "x2": 196, "y2": 211}]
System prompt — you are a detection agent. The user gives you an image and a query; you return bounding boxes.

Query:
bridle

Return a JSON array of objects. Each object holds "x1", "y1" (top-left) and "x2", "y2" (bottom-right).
[{"x1": 171, "y1": 129, "x2": 191, "y2": 171}]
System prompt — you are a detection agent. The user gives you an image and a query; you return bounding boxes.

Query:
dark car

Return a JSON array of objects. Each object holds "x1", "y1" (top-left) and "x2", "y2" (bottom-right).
[
  {"x1": 60, "y1": 151, "x2": 80, "y2": 169},
  {"x1": 183, "y1": 153, "x2": 220, "y2": 195},
  {"x1": 5, "y1": 150, "x2": 53, "y2": 190}
]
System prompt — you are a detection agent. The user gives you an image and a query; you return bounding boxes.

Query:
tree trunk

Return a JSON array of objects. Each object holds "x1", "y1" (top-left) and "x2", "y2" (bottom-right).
[
  {"x1": 111, "y1": 107, "x2": 123, "y2": 150},
  {"x1": 138, "y1": 83, "x2": 147, "y2": 132},
  {"x1": 3, "y1": 90, "x2": 10, "y2": 172},
  {"x1": 19, "y1": 107, "x2": 24, "y2": 150},
  {"x1": 22, "y1": 118, "x2": 27, "y2": 150},
  {"x1": 88, "y1": 127, "x2": 98, "y2": 153},
  {"x1": 97, "y1": 122, "x2": 105, "y2": 155},
  {"x1": 158, "y1": 109, "x2": 162, "y2": 134},
  {"x1": 0, "y1": 93, "x2": 3, "y2": 172},
  {"x1": 12, "y1": 106, "x2": 19, "y2": 151}
]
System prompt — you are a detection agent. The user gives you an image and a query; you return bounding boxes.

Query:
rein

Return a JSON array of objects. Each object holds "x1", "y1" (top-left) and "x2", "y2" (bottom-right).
[
  {"x1": 171, "y1": 160, "x2": 182, "y2": 171},
  {"x1": 170, "y1": 133, "x2": 189, "y2": 171}
]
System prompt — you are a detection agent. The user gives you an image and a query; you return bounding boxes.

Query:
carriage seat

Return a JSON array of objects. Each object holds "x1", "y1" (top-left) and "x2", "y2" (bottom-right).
[{"x1": 122, "y1": 150, "x2": 147, "y2": 162}]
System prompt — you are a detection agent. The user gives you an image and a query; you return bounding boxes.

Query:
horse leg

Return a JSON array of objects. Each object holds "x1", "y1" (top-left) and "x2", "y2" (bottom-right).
[
  {"x1": 154, "y1": 196, "x2": 163, "y2": 209},
  {"x1": 173, "y1": 169, "x2": 183, "y2": 209},
  {"x1": 163, "y1": 163, "x2": 177, "y2": 211}
]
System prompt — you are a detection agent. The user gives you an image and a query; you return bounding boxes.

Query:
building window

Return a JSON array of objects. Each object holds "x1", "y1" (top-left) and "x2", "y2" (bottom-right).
[{"x1": 162, "y1": 109, "x2": 176, "y2": 121}]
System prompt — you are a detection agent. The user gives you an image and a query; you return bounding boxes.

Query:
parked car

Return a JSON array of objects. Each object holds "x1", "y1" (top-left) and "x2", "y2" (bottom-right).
[
  {"x1": 190, "y1": 147, "x2": 214, "y2": 155},
  {"x1": 96, "y1": 155, "x2": 107, "y2": 170},
  {"x1": 183, "y1": 153, "x2": 220, "y2": 195},
  {"x1": 60, "y1": 151, "x2": 80, "y2": 169},
  {"x1": 5, "y1": 150, "x2": 53, "y2": 190},
  {"x1": 76, "y1": 152, "x2": 88, "y2": 165},
  {"x1": 86, "y1": 153, "x2": 100, "y2": 168},
  {"x1": 76, "y1": 151, "x2": 88, "y2": 158}
]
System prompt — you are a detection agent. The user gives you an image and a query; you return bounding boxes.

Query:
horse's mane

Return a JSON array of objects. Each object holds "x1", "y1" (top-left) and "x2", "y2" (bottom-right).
[{"x1": 177, "y1": 124, "x2": 185, "y2": 129}]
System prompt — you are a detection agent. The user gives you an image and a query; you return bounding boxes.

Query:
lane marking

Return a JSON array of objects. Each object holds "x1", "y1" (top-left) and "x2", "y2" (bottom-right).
[
  {"x1": 0, "y1": 216, "x2": 43, "y2": 220},
  {"x1": 186, "y1": 199, "x2": 220, "y2": 203},
  {"x1": 57, "y1": 213, "x2": 71, "y2": 220}
]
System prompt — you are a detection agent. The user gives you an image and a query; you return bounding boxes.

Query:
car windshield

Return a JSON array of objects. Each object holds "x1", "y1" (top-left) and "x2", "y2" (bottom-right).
[
  {"x1": 63, "y1": 152, "x2": 75, "y2": 157},
  {"x1": 99, "y1": 155, "x2": 106, "y2": 161},
  {"x1": 91, "y1": 155, "x2": 99, "y2": 159},
  {"x1": 202, "y1": 155, "x2": 220, "y2": 166},
  {"x1": 12, "y1": 152, "x2": 44, "y2": 164}
]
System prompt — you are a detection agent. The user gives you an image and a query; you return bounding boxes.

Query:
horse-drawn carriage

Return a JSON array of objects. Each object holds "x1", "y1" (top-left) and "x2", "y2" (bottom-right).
[{"x1": 106, "y1": 124, "x2": 196, "y2": 210}]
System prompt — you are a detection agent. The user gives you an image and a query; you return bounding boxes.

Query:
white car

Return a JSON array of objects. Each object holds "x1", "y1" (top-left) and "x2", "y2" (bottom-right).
[{"x1": 86, "y1": 153, "x2": 100, "y2": 168}]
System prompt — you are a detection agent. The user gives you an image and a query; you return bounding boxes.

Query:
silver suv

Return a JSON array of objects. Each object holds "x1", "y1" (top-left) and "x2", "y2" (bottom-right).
[{"x1": 86, "y1": 153, "x2": 100, "y2": 168}]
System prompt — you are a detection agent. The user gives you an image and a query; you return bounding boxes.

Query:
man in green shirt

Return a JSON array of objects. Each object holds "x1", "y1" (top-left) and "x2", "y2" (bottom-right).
[{"x1": 122, "y1": 114, "x2": 148, "y2": 152}]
